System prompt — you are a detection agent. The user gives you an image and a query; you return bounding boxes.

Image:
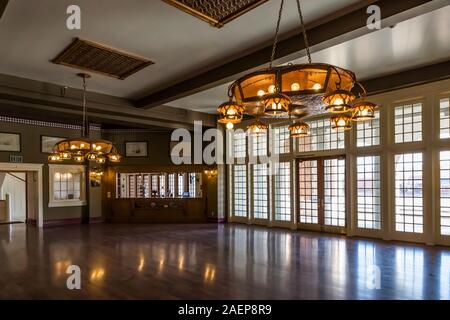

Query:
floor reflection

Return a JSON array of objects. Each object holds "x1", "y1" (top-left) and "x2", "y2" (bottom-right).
[{"x1": 0, "y1": 223, "x2": 449, "y2": 299}]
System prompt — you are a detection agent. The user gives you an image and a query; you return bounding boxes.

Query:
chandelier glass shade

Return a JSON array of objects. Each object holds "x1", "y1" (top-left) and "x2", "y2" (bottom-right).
[
  {"x1": 247, "y1": 120, "x2": 269, "y2": 136},
  {"x1": 217, "y1": 100, "x2": 245, "y2": 124},
  {"x1": 288, "y1": 121, "x2": 310, "y2": 138},
  {"x1": 323, "y1": 89, "x2": 356, "y2": 113},
  {"x1": 352, "y1": 101, "x2": 376, "y2": 121},
  {"x1": 48, "y1": 73, "x2": 121, "y2": 164},
  {"x1": 263, "y1": 91, "x2": 291, "y2": 116},
  {"x1": 331, "y1": 114, "x2": 353, "y2": 132}
]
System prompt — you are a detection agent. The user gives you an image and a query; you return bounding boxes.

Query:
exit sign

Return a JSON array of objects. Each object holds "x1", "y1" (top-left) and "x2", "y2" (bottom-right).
[{"x1": 9, "y1": 155, "x2": 23, "y2": 163}]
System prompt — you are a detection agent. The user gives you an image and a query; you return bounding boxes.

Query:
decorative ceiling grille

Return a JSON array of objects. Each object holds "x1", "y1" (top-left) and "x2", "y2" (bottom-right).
[
  {"x1": 52, "y1": 38, "x2": 154, "y2": 80},
  {"x1": 163, "y1": 0, "x2": 268, "y2": 28}
]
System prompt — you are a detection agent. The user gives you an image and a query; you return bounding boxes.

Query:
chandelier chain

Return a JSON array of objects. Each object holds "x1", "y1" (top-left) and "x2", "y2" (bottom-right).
[
  {"x1": 296, "y1": 0, "x2": 312, "y2": 64},
  {"x1": 82, "y1": 76, "x2": 88, "y2": 137},
  {"x1": 269, "y1": 0, "x2": 284, "y2": 69}
]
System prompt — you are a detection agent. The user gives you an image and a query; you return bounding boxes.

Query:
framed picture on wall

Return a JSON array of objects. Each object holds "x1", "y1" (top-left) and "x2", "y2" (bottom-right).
[
  {"x1": 125, "y1": 141, "x2": 148, "y2": 157},
  {"x1": 41, "y1": 136, "x2": 66, "y2": 154},
  {"x1": 0, "y1": 132, "x2": 21, "y2": 152}
]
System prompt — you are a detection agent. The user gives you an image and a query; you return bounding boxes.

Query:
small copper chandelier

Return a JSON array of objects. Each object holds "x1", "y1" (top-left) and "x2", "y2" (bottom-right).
[
  {"x1": 217, "y1": 0, "x2": 378, "y2": 136},
  {"x1": 48, "y1": 73, "x2": 121, "y2": 163}
]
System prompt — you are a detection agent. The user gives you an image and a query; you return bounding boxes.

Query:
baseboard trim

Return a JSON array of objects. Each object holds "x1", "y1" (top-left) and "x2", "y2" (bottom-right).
[
  {"x1": 89, "y1": 217, "x2": 105, "y2": 224},
  {"x1": 43, "y1": 218, "x2": 82, "y2": 228}
]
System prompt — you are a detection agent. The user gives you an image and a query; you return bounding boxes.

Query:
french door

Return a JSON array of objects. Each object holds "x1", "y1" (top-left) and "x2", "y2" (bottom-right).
[{"x1": 297, "y1": 156, "x2": 347, "y2": 234}]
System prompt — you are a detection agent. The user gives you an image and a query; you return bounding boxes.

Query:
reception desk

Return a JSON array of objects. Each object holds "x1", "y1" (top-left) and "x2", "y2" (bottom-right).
[{"x1": 106, "y1": 197, "x2": 207, "y2": 223}]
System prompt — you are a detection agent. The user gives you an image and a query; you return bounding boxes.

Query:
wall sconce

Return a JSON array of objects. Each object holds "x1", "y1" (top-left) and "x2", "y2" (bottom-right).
[
  {"x1": 90, "y1": 168, "x2": 104, "y2": 187},
  {"x1": 204, "y1": 169, "x2": 218, "y2": 179}
]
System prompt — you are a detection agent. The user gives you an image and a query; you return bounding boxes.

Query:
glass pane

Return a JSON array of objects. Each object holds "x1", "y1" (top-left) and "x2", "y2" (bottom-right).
[
  {"x1": 357, "y1": 156, "x2": 381, "y2": 229},
  {"x1": 233, "y1": 165, "x2": 247, "y2": 217},
  {"x1": 324, "y1": 158, "x2": 346, "y2": 227},
  {"x1": 274, "y1": 162, "x2": 291, "y2": 221},
  {"x1": 253, "y1": 164, "x2": 268, "y2": 219},
  {"x1": 395, "y1": 152, "x2": 423, "y2": 233},
  {"x1": 394, "y1": 103, "x2": 422, "y2": 144},
  {"x1": 299, "y1": 160, "x2": 319, "y2": 224}
]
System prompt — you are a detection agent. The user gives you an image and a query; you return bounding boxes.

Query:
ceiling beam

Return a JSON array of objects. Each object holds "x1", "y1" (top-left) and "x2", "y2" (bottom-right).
[
  {"x1": 0, "y1": 74, "x2": 217, "y2": 130},
  {"x1": 362, "y1": 60, "x2": 450, "y2": 96},
  {"x1": 0, "y1": 0, "x2": 8, "y2": 19},
  {"x1": 136, "y1": 0, "x2": 446, "y2": 109}
]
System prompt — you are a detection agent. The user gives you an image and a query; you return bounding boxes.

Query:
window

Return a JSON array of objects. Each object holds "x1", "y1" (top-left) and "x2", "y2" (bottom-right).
[
  {"x1": 233, "y1": 165, "x2": 247, "y2": 217},
  {"x1": 188, "y1": 173, "x2": 196, "y2": 197},
  {"x1": 274, "y1": 162, "x2": 291, "y2": 221},
  {"x1": 178, "y1": 174, "x2": 184, "y2": 197},
  {"x1": 252, "y1": 133, "x2": 267, "y2": 157},
  {"x1": 440, "y1": 98, "x2": 450, "y2": 139},
  {"x1": 298, "y1": 118, "x2": 345, "y2": 152},
  {"x1": 49, "y1": 165, "x2": 86, "y2": 207},
  {"x1": 253, "y1": 164, "x2": 268, "y2": 219},
  {"x1": 272, "y1": 125, "x2": 290, "y2": 154},
  {"x1": 357, "y1": 156, "x2": 381, "y2": 229},
  {"x1": 395, "y1": 153, "x2": 423, "y2": 233},
  {"x1": 394, "y1": 103, "x2": 422, "y2": 143},
  {"x1": 115, "y1": 172, "x2": 201, "y2": 198},
  {"x1": 356, "y1": 110, "x2": 380, "y2": 147},
  {"x1": 298, "y1": 160, "x2": 318, "y2": 224},
  {"x1": 168, "y1": 174, "x2": 175, "y2": 197},
  {"x1": 159, "y1": 174, "x2": 166, "y2": 197},
  {"x1": 233, "y1": 130, "x2": 247, "y2": 158},
  {"x1": 440, "y1": 151, "x2": 450, "y2": 236}
]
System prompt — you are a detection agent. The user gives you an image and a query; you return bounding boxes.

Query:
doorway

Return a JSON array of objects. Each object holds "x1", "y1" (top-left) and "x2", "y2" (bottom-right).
[
  {"x1": 297, "y1": 156, "x2": 346, "y2": 234},
  {"x1": 0, "y1": 163, "x2": 43, "y2": 227},
  {"x1": 0, "y1": 172, "x2": 26, "y2": 223}
]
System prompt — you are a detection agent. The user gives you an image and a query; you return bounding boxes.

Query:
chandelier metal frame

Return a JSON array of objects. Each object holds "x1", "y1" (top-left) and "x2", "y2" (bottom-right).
[
  {"x1": 48, "y1": 73, "x2": 121, "y2": 163},
  {"x1": 217, "y1": 0, "x2": 378, "y2": 135}
]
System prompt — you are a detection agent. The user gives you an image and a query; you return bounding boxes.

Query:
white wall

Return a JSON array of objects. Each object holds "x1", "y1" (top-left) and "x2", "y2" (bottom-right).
[{"x1": 0, "y1": 172, "x2": 26, "y2": 222}]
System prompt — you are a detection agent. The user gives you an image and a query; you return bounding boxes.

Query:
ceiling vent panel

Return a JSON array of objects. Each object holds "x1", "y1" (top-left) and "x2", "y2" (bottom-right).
[
  {"x1": 52, "y1": 38, "x2": 154, "y2": 80},
  {"x1": 163, "y1": 0, "x2": 268, "y2": 28}
]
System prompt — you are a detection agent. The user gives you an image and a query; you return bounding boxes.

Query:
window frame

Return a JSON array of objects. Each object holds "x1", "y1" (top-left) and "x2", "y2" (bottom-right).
[{"x1": 48, "y1": 164, "x2": 86, "y2": 207}]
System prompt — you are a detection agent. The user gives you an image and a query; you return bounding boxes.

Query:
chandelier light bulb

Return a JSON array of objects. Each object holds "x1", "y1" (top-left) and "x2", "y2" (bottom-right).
[
  {"x1": 268, "y1": 85, "x2": 276, "y2": 94},
  {"x1": 313, "y1": 83, "x2": 322, "y2": 90},
  {"x1": 291, "y1": 83, "x2": 300, "y2": 91},
  {"x1": 257, "y1": 90, "x2": 266, "y2": 97},
  {"x1": 335, "y1": 98, "x2": 344, "y2": 106},
  {"x1": 226, "y1": 122, "x2": 234, "y2": 130}
]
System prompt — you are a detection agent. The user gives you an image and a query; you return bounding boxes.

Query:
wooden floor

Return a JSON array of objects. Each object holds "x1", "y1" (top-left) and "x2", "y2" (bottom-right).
[{"x1": 0, "y1": 223, "x2": 449, "y2": 299}]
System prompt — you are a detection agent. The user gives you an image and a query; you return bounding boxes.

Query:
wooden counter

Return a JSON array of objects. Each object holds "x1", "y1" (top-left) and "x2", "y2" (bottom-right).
[{"x1": 106, "y1": 197, "x2": 207, "y2": 223}]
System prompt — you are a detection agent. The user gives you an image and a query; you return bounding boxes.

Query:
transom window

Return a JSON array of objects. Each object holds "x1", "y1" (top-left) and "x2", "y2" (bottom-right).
[
  {"x1": 395, "y1": 153, "x2": 423, "y2": 233},
  {"x1": 233, "y1": 130, "x2": 247, "y2": 158},
  {"x1": 274, "y1": 162, "x2": 291, "y2": 221},
  {"x1": 253, "y1": 164, "x2": 268, "y2": 219},
  {"x1": 394, "y1": 103, "x2": 422, "y2": 143},
  {"x1": 252, "y1": 133, "x2": 267, "y2": 157},
  {"x1": 440, "y1": 151, "x2": 450, "y2": 236},
  {"x1": 233, "y1": 165, "x2": 247, "y2": 217},
  {"x1": 356, "y1": 110, "x2": 380, "y2": 147},
  {"x1": 357, "y1": 156, "x2": 381, "y2": 230},
  {"x1": 272, "y1": 125, "x2": 290, "y2": 154},
  {"x1": 298, "y1": 118, "x2": 345, "y2": 152},
  {"x1": 440, "y1": 98, "x2": 450, "y2": 139}
]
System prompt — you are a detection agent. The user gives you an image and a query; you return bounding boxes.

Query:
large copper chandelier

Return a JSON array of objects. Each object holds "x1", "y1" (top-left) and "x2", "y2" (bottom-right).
[
  {"x1": 217, "y1": 0, "x2": 378, "y2": 136},
  {"x1": 48, "y1": 73, "x2": 121, "y2": 163}
]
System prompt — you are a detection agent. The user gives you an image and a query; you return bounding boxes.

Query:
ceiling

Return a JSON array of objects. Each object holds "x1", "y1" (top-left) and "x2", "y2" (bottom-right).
[
  {"x1": 0, "y1": 0, "x2": 448, "y2": 128},
  {"x1": 168, "y1": 5, "x2": 450, "y2": 113},
  {"x1": 0, "y1": 0, "x2": 364, "y2": 99}
]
